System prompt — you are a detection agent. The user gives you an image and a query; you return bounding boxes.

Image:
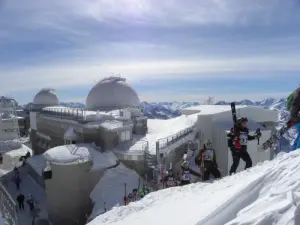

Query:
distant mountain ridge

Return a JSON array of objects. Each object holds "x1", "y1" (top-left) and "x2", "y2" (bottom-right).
[{"x1": 57, "y1": 97, "x2": 288, "y2": 120}]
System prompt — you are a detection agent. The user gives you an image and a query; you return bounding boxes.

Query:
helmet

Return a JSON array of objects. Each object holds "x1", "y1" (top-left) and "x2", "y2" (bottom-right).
[
  {"x1": 238, "y1": 117, "x2": 248, "y2": 124},
  {"x1": 182, "y1": 160, "x2": 189, "y2": 169},
  {"x1": 205, "y1": 139, "x2": 212, "y2": 148}
]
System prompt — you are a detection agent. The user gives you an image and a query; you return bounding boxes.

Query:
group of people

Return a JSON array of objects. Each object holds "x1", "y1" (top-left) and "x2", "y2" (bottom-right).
[
  {"x1": 124, "y1": 185, "x2": 151, "y2": 205},
  {"x1": 161, "y1": 86, "x2": 300, "y2": 186},
  {"x1": 161, "y1": 116, "x2": 262, "y2": 187},
  {"x1": 162, "y1": 139, "x2": 222, "y2": 188},
  {"x1": 13, "y1": 165, "x2": 38, "y2": 217},
  {"x1": 16, "y1": 193, "x2": 37, "y2": 212}
]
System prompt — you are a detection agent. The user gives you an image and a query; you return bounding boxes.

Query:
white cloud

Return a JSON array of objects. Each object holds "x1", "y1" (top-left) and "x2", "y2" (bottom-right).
[
  {"x1": 2, "y1": 51, "x2": 300, "y2": 94},
  {"x1": 2, "y1": 0, "x2": 299, "y2": 33},
  {"x1": 53, "y1": 0, "x2": 300, "y2": 26}
]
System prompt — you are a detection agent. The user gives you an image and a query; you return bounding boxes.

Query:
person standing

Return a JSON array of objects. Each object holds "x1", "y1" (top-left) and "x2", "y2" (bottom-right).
[
  {"x1": 287, "y1": 87, "x2": 300, "y2": 150},
  {"x1": 195, "y1": 139, "x2": 221, "y2": 181},
  {"x1": 16, "y1": 193, "x2": 25, "y2": 211},
  {"x1": 227, "y1": 117, "x2": 261, "y2": 175}
]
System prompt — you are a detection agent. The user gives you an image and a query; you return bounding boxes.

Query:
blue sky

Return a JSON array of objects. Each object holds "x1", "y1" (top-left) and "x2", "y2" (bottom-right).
[{"x1": 1, "y1": 0, "x2": 300, "y2": 104}]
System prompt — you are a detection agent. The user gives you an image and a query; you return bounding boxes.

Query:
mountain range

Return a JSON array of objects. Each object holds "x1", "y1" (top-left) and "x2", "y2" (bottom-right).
[{"x1": 60, "y1": 97, "x2": 287, "y2": 120}]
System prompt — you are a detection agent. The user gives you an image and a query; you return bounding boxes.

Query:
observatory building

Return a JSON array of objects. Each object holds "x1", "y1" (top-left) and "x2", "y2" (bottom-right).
[{"x1": 29, "y1": 77, "x2": 147, "y2": 155}]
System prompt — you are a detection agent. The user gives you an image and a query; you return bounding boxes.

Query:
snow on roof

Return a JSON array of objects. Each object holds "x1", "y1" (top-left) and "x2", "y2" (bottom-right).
[
  {"x1": 43, "y1": 143, "x2": 119, "y2": 169},
  {"x1": 112, "y1": 114, "x2": 197, "y2": 155},
  {"x1": 84, "y1": 120, "x2": 125, "y2": 130},
  {"x1": 142, "y1": 114, "x2": 198, "y2": 154},
  {"x1": 43, "y1": 144, "x2": 93, "y2": 165},
  {"x1": 182, "y1": 105, "x2": 247, "y2": 115},
  {"x1": 87, "y1": 150, "x2": 300, "y2": 225},
  {"x1": 89, "y1": 149, "x2": 119, "y2": 171},
  {"x1": 89, "y1": 163, "x2": 141, "y2": 220},
  {"x1": 4, "y1": 144, "x2": 32, "y2": 157}
]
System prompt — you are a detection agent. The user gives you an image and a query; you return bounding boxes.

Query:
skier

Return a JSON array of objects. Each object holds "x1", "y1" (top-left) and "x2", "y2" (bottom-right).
[
  {"x1": 163, "y1": 169, "x2": 178, "y2": 188},
  {"x1": 180, "y1": 160, "x2": 191, "y2": 186},
  {"x1": 287, "y1": 87, "x2": 300, "y2": 150},
  {"x1": 138, "y1": 185, "x2": 150, "y2": 199},
  {"x1": 16, "y1": 193, "x2": 25, "y2": 211},
  {"x1": 195, "y1": 139, "x2": 221, "y2": 181},
  {"x1": 227, "y1": 117, "x2": 261, "y2": 175}
]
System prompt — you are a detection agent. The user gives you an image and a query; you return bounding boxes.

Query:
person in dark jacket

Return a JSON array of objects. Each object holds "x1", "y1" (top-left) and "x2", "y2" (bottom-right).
[
  {"x1": 227, "y1": 117, "x2": 261, "y2": 175},
  {"x1": 16, "y1": 193, "x2": 25, "y2": 210},
  {"x1": 195, "y1": 139, "x2": 221, "y2": 181},
  {"x1": 180, "y1": 160, "x2": 191, "y2": 185},
  {"x1": 287, "y1": 88, "x2": 300, "y2": 150}
]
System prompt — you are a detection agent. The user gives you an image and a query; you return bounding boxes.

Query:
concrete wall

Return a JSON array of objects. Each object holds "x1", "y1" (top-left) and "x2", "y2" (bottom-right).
[
  {"x1": 45, "y1": 161, "x2": 102, "y2": 225},
  {"x1": 30, "y1": 129, "x2": 39, "y2": 154},
  {"x1": 133, "y1": 118, "x2": 147, "y2": 135},
  {"x1": 162, "y1": 143, "x2": 189, "y2": 175},
  {"x1": 27, "y1": 163, "x2": 45, "y2": 188}
]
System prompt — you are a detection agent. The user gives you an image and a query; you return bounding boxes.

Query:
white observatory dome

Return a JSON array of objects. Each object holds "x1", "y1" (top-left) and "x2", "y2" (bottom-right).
[
  {"x1": 33, "y1": 88, "x2": 59, "y2": 107},
  {"x1": 86, "y1": 77, "x2": 140, "y2": 111}
]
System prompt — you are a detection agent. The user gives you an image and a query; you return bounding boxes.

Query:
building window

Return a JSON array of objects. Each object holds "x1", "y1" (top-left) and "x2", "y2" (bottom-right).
[{"x1": 120, "y1": 130, "x2": 131, "y2": 142}]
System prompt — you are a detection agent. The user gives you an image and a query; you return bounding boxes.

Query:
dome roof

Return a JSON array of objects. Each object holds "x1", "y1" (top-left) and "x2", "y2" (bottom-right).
[
  {"x1": 33, "y1": 88, "x2": 59, "y2": 106},
  {"x1": 86, "y1": 77, "x2": 140, "y2": 111}
]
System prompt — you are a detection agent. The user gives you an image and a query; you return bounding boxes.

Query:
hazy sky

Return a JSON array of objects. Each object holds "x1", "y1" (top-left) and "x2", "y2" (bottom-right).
[{"x1": 1, "y1": 0, "x2": 300, "y2": 104}]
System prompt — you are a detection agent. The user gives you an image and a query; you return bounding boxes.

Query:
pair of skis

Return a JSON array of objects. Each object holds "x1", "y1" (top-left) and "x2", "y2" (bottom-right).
[{"x1": 230, "y1": 102, "x2": 293, "y2": 151}]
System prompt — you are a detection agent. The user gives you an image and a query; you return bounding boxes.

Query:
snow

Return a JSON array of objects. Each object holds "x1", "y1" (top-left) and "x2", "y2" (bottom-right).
[
  {"x1": 143, "y1": 114, "x2": 198, "y2": 154},
  {"x1": 0, "y1": 144, "x2": 32, "y2": 175},
  {"x1": 43, "y1": 144, "x2": 119, "y2": 171},
  {"x1": 84, "y1": 120, "x2": 125, "y2": 130},
  {"x1": 43, "y1": 144, "x2": 92, "y2": 165},
  {"x1": 89, "y1": 149, "x2": 119, "y2": 171},
  {"x1": 87, "y1": 149, "x2": 300, "y2": 225},
  {"x1": 89, "y1": 163, "x2": 142, "y2": 220}
]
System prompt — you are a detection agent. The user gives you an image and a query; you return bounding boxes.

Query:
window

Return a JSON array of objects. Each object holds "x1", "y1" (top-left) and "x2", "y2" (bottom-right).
[{"x1": 120, "y1": 130, "x2": 131, "y2": 142}]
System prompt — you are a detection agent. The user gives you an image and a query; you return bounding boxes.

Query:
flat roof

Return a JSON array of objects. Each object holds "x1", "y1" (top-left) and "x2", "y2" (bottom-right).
[{"x1": 181, "y1": 105, "x2": 248, "y2": 115}]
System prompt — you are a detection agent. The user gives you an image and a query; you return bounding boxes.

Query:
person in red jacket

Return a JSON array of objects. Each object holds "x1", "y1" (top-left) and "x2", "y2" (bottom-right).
[{"x1": 227, "y1": 117, "x2": 261, "y2": 175}]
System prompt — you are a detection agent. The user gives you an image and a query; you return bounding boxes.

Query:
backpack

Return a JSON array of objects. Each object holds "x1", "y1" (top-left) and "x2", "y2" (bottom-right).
[{"x1": 287, "y1": 90, "x2": 296, "y2": 111}]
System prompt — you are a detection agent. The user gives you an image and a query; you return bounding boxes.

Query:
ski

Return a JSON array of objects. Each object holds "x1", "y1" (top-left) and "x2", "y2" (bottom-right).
[
  {"x1": 259, "y1": 119, "x2": 294, "y2": 151},
  {"x1": 230, "y1": 102, "x2": 237, "y2": 129}
]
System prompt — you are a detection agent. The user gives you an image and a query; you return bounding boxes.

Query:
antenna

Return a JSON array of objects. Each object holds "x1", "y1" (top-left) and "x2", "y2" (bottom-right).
[{"x1": 204, "y1": 96, "x2": 214, "y2": 105}]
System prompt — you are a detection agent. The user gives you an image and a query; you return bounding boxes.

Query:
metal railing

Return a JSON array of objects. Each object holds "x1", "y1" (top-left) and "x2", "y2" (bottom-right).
[
  {"x1": 156, "y1": 126, "x2": 195, "y2": 150},
  {"x1": 41, "y1": 107, "x2": 85, "y2": 122},
  {"x1": 0, "y1": 183, "x2": 18, "y2": 225}
]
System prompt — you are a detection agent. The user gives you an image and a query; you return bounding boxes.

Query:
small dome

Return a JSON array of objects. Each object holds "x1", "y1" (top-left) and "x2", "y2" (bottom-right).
[
  {"x1": 86, "y1": 76, "x2": 140, "y2": 111},
  {"x1": 33, "y1": 88, "x2": 59, "y2": 107}
]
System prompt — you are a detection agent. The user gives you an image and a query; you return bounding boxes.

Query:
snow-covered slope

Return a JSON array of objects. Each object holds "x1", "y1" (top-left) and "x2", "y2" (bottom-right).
[{"x1": 87, "y1": 150, "x2": 300, "y2": 225}]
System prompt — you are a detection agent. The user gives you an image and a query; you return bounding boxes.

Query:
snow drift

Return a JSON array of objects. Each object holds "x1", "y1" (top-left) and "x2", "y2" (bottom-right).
[{"x1": 88, "y1": 149, "x2": 300, "y2": 225}]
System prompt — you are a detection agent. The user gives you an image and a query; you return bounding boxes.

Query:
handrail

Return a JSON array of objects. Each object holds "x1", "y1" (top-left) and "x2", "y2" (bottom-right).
[
  {"x1": 157, "y1": 126, "x2": 195, "y2": 150},
  {"x1": 0, "y1": 182, "x2": 18, "y2": 225}
]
